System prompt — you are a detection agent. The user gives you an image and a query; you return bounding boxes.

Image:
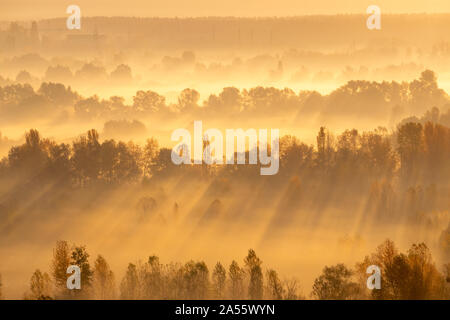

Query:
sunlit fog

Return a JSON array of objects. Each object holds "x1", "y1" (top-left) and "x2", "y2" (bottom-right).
[{"x1": 0, "y1": 2, "x2": 449, "y2": 300}]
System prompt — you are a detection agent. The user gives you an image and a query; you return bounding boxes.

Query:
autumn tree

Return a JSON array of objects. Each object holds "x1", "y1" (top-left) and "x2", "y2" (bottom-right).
[
  {"x1": 266, "y1": 269, "x2": 284, "y2": 299},
  {"x1": 51, "y1": 240, "x2": 71, "y2": 298},
  {"x1": 178, "y1": 88, "x2": 200, "y2": 112},
  {"x1": 360, "y1": 128, "x2": 396, "y2": 177},
  {"x1": 397, "y1": 122, "x2": 423, "y2": 179},
  {"x1": 228, "y1": 260, "x2": 244, "y2": 299},
  {"x1": 440, "y1": 223, "x2": 450, "y2": 262},
  {"x1": 70, "y1": 245, "x2": 94, "y2": 298},
  {"x1": 212, "y1": 262, "x2": 226, "y2": 299},
  {"x1": 312, "y1": 264, "x2": 359, "y2": 300},
  {"x1": 27, "y1": 269, "x2": 52, "y2": 300},
  {"x1": 407, "y1": 243, "x2": 442, "y2": 299},
  {"x1": 336, "y1": 129, "x2": 360, "y2": 169},
  {"x1": 355, "y1": 239, "x2": 407, "y2": 299},
  {"x1": 244, "y1": 249, "x2": 263, "y2": 299},
  {"x1": 143, "y1": 138, "x2": 159, "y2": 177},
  {"x1": 182, "y1": 261, "x2": 209, "y2": 299},
  {"x1": 422, "y1": 121, "x2": 450, "y2": 181},
  {"x1": 356, "y1": 239, "x2": 446, "y2": 299},
  {"x1": 316, "y1": 126, "x2": 335, "y2": 170},
  {"x1": 132, "y1": 90, "x2": 166, "y2": 113},
  {"x1": 283, "y1": 278, "x2": 302, "y2": 300},
  {"x1": 8, "y1": 129, "x2": 48, "y2": 177},
  {"x1": 142, "y1": 256, "x2": 163, "y2": 299},
  {"x1": 71, "y1": 129, "x2": 101, "y2": 186},
  {"x1": 93, "y1": 255, "x2": 116, "y2": 299},
  {"x1": 120, "y1": 263, "x2": 140, "y2": 299},
  {"x1": 444, "y1": 263, "x2": 450, "y2": 298}
]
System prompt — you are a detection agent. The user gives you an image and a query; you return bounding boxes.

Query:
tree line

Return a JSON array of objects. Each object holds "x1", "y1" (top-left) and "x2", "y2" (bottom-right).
[
  {"x1": 0, "y1": 239, "x2": 447, "y2": 300},
  {"x1": 1, "y1": 117, "x2": 449, "y2": 187},
  {"x1": 1, "y1": 70, "x2": 450, "y2": 125}
]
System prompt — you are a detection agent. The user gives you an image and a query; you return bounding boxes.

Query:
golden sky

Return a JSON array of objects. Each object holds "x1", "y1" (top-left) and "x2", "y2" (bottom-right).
[{"x1": 1, "y1": 0, "x2": 449, "y2": 20}]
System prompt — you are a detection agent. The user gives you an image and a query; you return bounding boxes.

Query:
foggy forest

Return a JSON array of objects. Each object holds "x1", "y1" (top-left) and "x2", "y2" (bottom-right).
[{"x1": 0, "y1": 12, "x2": 449, "y2": 300}]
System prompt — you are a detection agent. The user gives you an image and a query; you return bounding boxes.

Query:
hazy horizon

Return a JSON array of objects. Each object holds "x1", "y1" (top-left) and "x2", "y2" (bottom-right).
[{"x1": 2, "y1": 0, "x2": 450, "y2": 20}]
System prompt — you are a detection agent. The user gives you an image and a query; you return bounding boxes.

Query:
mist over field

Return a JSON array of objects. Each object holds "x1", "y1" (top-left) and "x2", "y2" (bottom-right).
[{"x1": 0, "y1": 12, "x2": 449, "y2": 300}]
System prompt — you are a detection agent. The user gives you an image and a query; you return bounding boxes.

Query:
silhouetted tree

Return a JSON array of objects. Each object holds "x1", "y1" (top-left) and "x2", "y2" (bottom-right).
[
  {"x1": 27, "y1": 269, "x2": 52, "y2": 300},
  {"x1": 356, "y1": 239, "x2": 446, "y2": 299},
  {"x1": 51, "y1": 240, "x2": 71, "y2": 298},
  {"x1": 120, "y1": 263, "x2": 139, "y2": 299},
  {"x1": 244, "y1": 249, "x2": 263, "y2": 299},
  {"x1": 142, "y1": 256, "x2": 163, "y2": 299},
  {"x1": 266, "y1": 269, "x2": 284, "y2": 299},
  {"x1": 212, "y1": 262, "x2": 226, "y2": 299},
  {"x1": 70, "y1": 245, "x2": 93, "y2": 298},
  {"x1": 316, "y1": 126, "x2": 335, "y2": 170},
  {"x1": 93, "y1": 255, "x2": 116, "y2": 299},
  {"x1": 228, "y1": 260, "x2": 244, "y2": 299},
  {"x1": 397, "y1": 122, "x2": 423, "y2": 179},
  {"x1": 312, "y1": 264, "x2": 359, "y2": 300},
  {"x1": 182, "y1": 261, "x2": 209, "y2": 299},
  {"x1": 72, "y1": 129, "x2": 101, "y2": 186},
  {"x1": 143, "y1": 138, "x2": 159, "y2": 177}
]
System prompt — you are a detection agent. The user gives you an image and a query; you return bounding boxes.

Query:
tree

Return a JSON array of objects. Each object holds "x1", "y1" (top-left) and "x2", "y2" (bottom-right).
[
  {"x1": 178, "y1": 88, "x2": 200, "y2": 111},
  {"x1": 75, "y1": 63, "x2": 108, "y2": 83},
  {"x1": 443, "y1": 264, "x2": 450, "y2": 299},
  {"x1": 182, "y1": 261, "x2": 209, "y2": 299},
  {"x1": 44, "y1": 65, "x2": 73, "y2": 83},
  {"x1": 51, "y1": 240, "x2": 71, "y2": 298},
  {"x1": 316, "y1": 126, "x2": 335, "y2": 170},
  {"x1": 142, "y1": 256, "x2": 163, "y2": 299},
  {"x1": 228, "y1": 260, "x2": 244, "y2": 299},
  {"x1": 283, "y1": 278, "x2": 302, "y2": 300},
  {"x1": 28, "y1": 269, "x2": 52, "y2": 300},
  {"x1": 70, "y1": 245, "x2": 93, "y2": 298},
  {"x1": 8, "y1": 129, "x2": 48, "y2": 176},
  {"x1": 356, "y1": 239, "x2": 445, "y2": 299},
  {"x1": 151, "y1": 148, "x2": 174, "y2": 174},
  {"x1": 407, "y1": 243, "x2": 442, "y2": 299},
  {"x1": 114, "y1": 141, "x2": 142, "y2": 183},
  {"x1": 360, "y1": 129, "x2": 396, "y2": 177},
  {"x1": 212, "y1": 262, "x2": 226, "y2": 299},
  {"x1": 110, "y1": 64, "x2": 132, "y2": 82},
  {"x1": 38, "y1": 82, "x2": 78, "y2": 107},
  {"x1": 72, "y1": 129, "x2": 101, "y2": 185},
  {"x1": 47, "y1": 142, "x2": 72, "y2": 180},
  {"x1": 143, "y1": 138, "x2": 159, "y2": 177},
  {"x1": 266, "y1": 269, "x2": 284, "y2": 299},
  {"x1": 93, "y1": 255, "x2": 116, "y2": 299},
  {"x1": 120, "y1": 263, "x2": 140, "y2": 299},
  {"x1": 422, "y1": 122, "x2": 450, "y2": 181},
  {"x1": 444, "y1": 264, "x2": 450, "y2": 284},
  {"x1": 409, "y1": 70, "x2": 447, "y2": 114},
  {"x1": 244, "y1": 249, "x2": 263, "y2": 299},
  {"x1": 440, "y1": 223, "x2": 450, "y2": 262},
  {"x1": 397, "y1": 122, "x2": 423, "y2": 178},
  {"x1": 133, "y1": 90, "x2": 166, "y2": 113},
  {"x1": 312, "y1": 264, "x2": 359, "y2": 300},
  {"x1": 355, "y1": 239, "x2": 401, "y2": 299}
]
